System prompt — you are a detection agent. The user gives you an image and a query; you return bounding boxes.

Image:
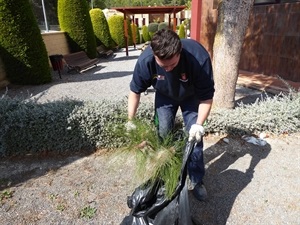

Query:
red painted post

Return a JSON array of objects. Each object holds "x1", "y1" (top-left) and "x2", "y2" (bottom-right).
[
  {"x1": 173, "y1": 12, "x2": 177, "y2": 32},
  {"x1": 190, "y1": 0, "x2": 202, "y2": 42},
  {"x1": 123, "y1": 13, "x2": 128, "y2": 56}
]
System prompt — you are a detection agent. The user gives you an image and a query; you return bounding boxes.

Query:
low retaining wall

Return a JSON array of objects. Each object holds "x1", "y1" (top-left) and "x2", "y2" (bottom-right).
[{"x1": 42, "y1": 31, "x2": 70, "y2": 58}]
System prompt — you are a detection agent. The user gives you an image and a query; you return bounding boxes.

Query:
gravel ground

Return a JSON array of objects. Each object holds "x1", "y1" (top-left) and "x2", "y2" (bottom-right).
[
  {"x1": 0, "y1": 45, "x2": 263, "y2": 104},
  {"x1": 0, "y1": 46, "x2": 299, "y2": 224},
  {"x1": 0, "y1": 47, "x2": 154, "y2": 104}
]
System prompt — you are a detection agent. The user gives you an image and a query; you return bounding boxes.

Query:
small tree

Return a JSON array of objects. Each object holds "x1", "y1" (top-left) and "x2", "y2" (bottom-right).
[
  {"x1": 89, "y1": 8, "x2": 115, "y2": 48},
  {"x1": 58, "y1": 0, "x2": 97, "y2": 58},
  {"x1": 0, "y1": 0, "x2": 51, "y2": 84}
]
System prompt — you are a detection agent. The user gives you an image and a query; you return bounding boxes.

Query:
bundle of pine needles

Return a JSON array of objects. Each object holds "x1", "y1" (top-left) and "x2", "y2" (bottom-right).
[{"x1": 115, "y1": 120, "x2": 187, "y2": 198}]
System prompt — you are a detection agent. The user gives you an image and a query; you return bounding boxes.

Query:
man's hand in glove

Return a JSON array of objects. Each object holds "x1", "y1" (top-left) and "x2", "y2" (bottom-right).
[
  {"x1": 125, "y1": 120, "x2": 136, "y2": 132},
  {"x1": 188, "y1": 124, "x2": 205, "y2": 142}
]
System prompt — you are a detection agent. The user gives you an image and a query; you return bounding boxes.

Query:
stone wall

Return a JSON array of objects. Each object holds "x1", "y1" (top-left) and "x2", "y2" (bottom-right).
[{"x1": 239, "y1": 3, "x2": 300, "y2": 82}]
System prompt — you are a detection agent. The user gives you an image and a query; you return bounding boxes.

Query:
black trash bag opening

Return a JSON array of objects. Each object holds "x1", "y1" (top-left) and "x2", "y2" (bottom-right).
[{"x1": 121, "y1": 141, "x2": 196, "y2": 225}]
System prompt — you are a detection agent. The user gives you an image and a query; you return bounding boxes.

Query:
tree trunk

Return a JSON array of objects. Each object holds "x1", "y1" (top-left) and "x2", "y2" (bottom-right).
[{"x1": 212, "y1": 0, "x2": 254, "y2": 109}]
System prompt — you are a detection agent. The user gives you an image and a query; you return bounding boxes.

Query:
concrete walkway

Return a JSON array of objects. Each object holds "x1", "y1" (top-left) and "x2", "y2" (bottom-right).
[{"x1": 237, "y1": 70, "x2": 300, "y2": 95}]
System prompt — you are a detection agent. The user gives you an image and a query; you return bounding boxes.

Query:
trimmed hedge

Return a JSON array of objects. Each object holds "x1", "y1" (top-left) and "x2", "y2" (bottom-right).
[
  {"x1": 107, "y1": 15, "x2": 125, "y2": 47},
  {"x1": 148, "y1": 23, "x2": 158, "y2": 33},
  {"x1": 178, "y1": 23, "x2": 186, "y2": 39},
  {"x1": 57, "y1": 0, "x2": 97, "y2": 58},
  {"x1": 0, "y1": 0, "x2": 51, "y2": 85},
  {"x1": 148, "y1": 22, "x2": 158, "y2": 38},
  {"x1": 89, "y1": 8, "x2": 115, "y2": 48},
  {"x1": 0, "y1": 97, "x2": 154, "y2": 157},
  {"x1": 107, "y1": 15, "x2": 133, "y2": 48},
  {"x1": 158, "y1": 22, "x2": 169, "y2": 31},
  {"x1": 127, "y1": 19, "x2": 134, "y2": 46},
  {"x1": 142, "y1": 25, "x2": 151, "y2": 42},
  {"x1": 131, "y1": 23, "x2": 140, "y2": 44}
]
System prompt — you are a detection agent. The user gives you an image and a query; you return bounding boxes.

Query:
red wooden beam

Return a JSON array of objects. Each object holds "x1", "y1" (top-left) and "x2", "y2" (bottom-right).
[{"x1": 190, "y1": 0, "x2": 202, "y2": 42}]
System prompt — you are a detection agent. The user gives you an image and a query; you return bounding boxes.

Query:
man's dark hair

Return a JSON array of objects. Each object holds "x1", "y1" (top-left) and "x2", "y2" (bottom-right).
[{"x1": 150, "y1": 29, "x2": 182, "y2": 60}]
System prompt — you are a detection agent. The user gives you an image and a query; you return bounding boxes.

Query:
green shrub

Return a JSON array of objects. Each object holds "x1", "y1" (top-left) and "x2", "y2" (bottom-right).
[
  {"x1": 0, "y1": 0, "x2": 51, "y2": 85},
  {"x1": 58, "y1": 0, "x2": 97, "y2": 58},
  {"x1": 131, "y1": 23, "x2": 140, "y2": 44},
  {"x1": 89, "y1": 8, "x2": 115, "y2": 48},
  {"x1": 206, "y1": 92, "x2": 300, "y2": 135},
  {"x1": 148, "y1": 23, "x2": 159, "y2": 33},
  {"x1": 0, "y1": 96, "x2": 154, "y2": 157},
  {"x1": 178, "y1": 23, "x2": 186, "y2": 39},
  {"x1": 184, "y1": 18, "x2": 190, "y2": 30},
  {"x1": 107, "y1": 15, "x2": 124, "y2": 47},
  {"x1": 158, "y1": 22, "x2": 169, "y2": 30},
  {"x1": 108, "y1": 15, "x2": 133, "y2": 48},
  {"x1": 142, "y1": 25, "x2": 151, "y2": 42},
  {"x1": 1, "y1": 92, "x2": 299, "y2": 157},
  {"x1": 127, "y1": 19, "x2": 134, "y2": 46},
  {"x1": 148, "y1": 23, "x2": 158, "y2": 38}
]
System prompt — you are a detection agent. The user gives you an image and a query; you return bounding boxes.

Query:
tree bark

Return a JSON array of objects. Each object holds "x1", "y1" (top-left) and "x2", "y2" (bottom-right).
[{"x1": 212, "y1": 0, "x2": 254, "y2": 109}]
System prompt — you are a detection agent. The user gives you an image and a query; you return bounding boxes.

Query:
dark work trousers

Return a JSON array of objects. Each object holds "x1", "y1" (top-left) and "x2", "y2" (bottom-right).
[{"x1": 154, "y1": 91, "x2": 205, "y2": 185}]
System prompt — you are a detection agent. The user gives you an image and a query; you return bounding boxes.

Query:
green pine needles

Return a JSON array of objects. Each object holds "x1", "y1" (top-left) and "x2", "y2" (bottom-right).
[{"x1": 121, "y1": 120, "x2": 186, "y2": 199}]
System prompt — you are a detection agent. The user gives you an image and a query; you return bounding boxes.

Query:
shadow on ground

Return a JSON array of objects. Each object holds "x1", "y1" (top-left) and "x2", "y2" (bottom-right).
[
  {"x1": 190, "y1": 136, "x2": 271, "y2": 225},
  {"x1": 111, "y1": 55, "x2": 139, "y2": 62},
  {"x1": 234, "y1": 86, "x2": 273, "y2": 106},
  {"x1": 0, "y1": 68, "x2": 133, "y2": 101},
  {"x1": 0, "y1": 151, "x2": 92, "y2": 192}
]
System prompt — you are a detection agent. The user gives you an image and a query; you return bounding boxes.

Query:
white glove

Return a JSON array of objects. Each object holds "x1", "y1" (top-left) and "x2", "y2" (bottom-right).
[
  {"x1": 125, "y1": 120, "x2": 136, "y2": 132},
  {"x1": 188, "y1": 124, "x2": 205, "y2": 142}
]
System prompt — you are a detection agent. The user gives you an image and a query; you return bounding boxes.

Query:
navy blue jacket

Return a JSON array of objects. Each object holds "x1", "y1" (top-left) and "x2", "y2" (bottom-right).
[{"x1": 130, "y1": 39, "x2": 215, "y2": 102}]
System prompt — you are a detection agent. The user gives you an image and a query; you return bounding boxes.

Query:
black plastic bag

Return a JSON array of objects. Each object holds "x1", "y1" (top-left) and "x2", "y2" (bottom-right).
[{"x1": 120, "y1": 141, "x2": 196, "y2": 225}]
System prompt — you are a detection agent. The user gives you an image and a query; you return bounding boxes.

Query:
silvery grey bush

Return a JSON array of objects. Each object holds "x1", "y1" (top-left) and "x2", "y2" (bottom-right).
[
  {"x1": 0, "y1": 92, "x2": 299, "y2": 157},
  {"x1": 206, "y1": 92, "x2": 300, "y2": 135}
]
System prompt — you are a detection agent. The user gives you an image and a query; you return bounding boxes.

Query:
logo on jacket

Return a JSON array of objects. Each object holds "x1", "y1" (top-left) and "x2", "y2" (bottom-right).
[
  {"x1": 179, "y1": 73, "x2": 188, "y2": 82},
  {"x1": 153, "y1": 74, "x2": 165, "y2": 80}
]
